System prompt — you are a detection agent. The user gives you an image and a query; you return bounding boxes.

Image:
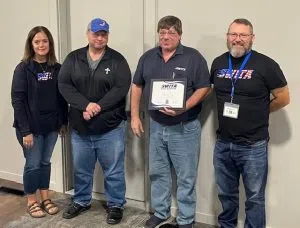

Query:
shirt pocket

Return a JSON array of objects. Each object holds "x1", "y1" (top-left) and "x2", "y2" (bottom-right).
[{"x1": 173, "y1": 68, "x2": 186, "y2": 79}]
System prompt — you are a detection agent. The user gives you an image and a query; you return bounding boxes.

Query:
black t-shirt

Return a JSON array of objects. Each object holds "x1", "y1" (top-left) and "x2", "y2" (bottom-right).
[
  {"x1": 133, "y1": 44, "x2": 211, "y2": 125},
  {"x1": 210, "y1": 50, "x2": 287, "y2": 144},
  {"x1": 34, "y1": 61, "x2": 59, "y2": 134}
]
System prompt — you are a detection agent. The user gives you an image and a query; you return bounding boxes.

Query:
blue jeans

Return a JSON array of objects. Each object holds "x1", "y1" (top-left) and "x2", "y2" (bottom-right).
[
  {"x1": 71, "y1": 122, "x2": 126, "y2": 208},
  {"x1": 149, "y1": 119, "x2": 201, "y2": 225},
  {"x1": 213, "y1": 138, "x2": 268, "y2": 228},
  {"x1": 16, "y1": 130, "x2": 58, "y2": 194}
]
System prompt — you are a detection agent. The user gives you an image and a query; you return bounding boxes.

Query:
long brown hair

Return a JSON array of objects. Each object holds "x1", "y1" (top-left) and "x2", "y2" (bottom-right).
[{"x1": 22, "y1": 26, "x2": 57, "y2": 65}]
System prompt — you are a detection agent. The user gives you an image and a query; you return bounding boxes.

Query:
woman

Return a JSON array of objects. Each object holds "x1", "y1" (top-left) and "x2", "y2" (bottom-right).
[{"x1": 11, "y1": 26, "x2": 68, "y2": 218}]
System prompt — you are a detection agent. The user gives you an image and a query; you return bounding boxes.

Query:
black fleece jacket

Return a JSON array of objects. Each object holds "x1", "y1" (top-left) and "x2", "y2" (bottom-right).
[
  {"x1": 11, "y1": 60, "x2": 68, "y2": 137},
  {"x1": 58, "y1": 46, "x2": 131, "y2": 134}
]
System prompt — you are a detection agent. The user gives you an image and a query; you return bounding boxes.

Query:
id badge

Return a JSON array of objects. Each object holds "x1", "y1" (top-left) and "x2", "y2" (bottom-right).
[{"x1": 223, "y1": 102, "x2": 239, "y2": 119}]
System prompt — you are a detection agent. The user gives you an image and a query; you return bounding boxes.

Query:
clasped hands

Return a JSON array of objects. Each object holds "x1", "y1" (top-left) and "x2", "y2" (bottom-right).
[{"x1": 83, "y1": 102, "x2": 101, "y2": 121}]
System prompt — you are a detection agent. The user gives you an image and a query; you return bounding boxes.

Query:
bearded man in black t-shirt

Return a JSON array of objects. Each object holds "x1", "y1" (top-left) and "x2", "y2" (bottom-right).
[{"x1": 210, "y1": 18, "x2": 290, "y2": 228}]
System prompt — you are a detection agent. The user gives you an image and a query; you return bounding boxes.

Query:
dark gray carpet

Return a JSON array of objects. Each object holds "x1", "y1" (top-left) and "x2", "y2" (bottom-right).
[
  {"x1": 3, "y1": 193, "x2": 216, "y2": 228},
  {"x1": 1, "y1": 179, "x2": 215, "y2": 228},
  {"x1": 4, "y1": 196, "x2": 150, "y2": 228}
]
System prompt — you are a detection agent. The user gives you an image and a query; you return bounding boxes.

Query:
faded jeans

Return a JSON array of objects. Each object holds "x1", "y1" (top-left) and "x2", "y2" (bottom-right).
[{"x1": 149, "y1": 118, "x2": 201, "y2": 225}]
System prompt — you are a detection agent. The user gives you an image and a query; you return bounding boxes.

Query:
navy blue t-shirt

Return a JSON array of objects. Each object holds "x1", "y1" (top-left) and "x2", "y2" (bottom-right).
[
  {"x1": 210, "y1": 50, "x2": 287, "y2": 143},
  {"x1": 133, "y1": 44, "x2": 211, "y2": 125},
  {"x1": 34, "y1": 61, "x2": 59, "y2": 134}
]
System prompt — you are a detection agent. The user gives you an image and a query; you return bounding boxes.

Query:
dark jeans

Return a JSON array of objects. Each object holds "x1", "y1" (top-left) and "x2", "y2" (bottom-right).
[
  {"x1": 16, "y1": 130, "x2": 58, "y2": 194},
  {"x1": 213, "y1": 138, "x2": 268, "y2": 228}
]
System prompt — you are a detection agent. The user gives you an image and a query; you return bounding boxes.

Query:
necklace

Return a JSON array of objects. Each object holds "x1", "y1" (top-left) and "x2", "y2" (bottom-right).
[{"x1": 38, "y1": 62, "x2": 48, "y2": 73}]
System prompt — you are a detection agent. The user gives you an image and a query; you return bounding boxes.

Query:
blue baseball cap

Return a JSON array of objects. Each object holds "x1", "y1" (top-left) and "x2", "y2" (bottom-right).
[{"x1": 88, "y1": 18, "x2": 109, "y2": 33}]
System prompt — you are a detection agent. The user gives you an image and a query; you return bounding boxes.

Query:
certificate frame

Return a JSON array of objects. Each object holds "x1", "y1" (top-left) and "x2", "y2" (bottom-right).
[{"x1": 148, "y1": 78, "x2": 187, "y2": 110}]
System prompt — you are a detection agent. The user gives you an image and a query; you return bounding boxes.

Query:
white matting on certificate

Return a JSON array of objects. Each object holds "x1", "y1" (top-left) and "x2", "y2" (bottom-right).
[{"x1": 149, "y1": 79, "x2": 187, "y2": 110}]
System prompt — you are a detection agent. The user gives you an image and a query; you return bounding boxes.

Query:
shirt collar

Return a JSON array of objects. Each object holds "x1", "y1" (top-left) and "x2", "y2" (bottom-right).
[{"x1": 80, "y1": 45, "x2": 111, "y2": 62}]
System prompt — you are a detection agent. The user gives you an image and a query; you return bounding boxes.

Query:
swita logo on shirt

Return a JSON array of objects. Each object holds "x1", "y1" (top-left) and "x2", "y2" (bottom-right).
[
  {"x1": 37, "y1": 72, "x2": 52, "y2": 81},
  {"x1": 217, "y1": 69, "x2": 254, "y2": 79}
]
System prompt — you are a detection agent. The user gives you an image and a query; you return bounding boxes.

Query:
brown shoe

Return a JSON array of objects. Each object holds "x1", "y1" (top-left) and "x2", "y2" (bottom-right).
[
  {"x1": 27, "y1": 201, "x2": 46, "y2": 218},
  {"x1": 40, "y1": 199, "x2": 59, "y2": 215}
]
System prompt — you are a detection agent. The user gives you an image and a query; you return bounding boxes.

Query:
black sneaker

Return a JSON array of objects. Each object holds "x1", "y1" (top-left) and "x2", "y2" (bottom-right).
[
  {"x1": 160, "y1": 223, "x2": 193, "y2": 228},
  {"x1": 62, "y1": 202, "x2": 91, "y2": 219},
  {"x1": 159, "y1": 224, "x2": 178, "y2": 228},
  {"x1": 145, "y1": 214, "x2": 168, "y2": 228},
  {"x1": 178, "y1": 224, "x2": 193, "y2": 228},
  {"x1": 106, "y1": 207, "x2": 123, "y2": 225}
]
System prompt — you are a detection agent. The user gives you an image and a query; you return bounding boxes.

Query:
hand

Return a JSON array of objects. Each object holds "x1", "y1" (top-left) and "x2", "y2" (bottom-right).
[
  {"x1": 131, "y1": 117, "x2": 144, "y2": 137},
  {"x1": 159, "y1": 107, "x2": 185, "y2": 117},
  {"x1": 86, "y1": 102, "x2": 101, "y2": 117},
  {"x1": 59, "y1": 125, "x2": 67, "y2": 136},
  {"x1": 23, "y1": 134, "x2": 33, "y2": 149},
  {"x1": 83, "y1": 111, "x2": 92, "y2": 121}
]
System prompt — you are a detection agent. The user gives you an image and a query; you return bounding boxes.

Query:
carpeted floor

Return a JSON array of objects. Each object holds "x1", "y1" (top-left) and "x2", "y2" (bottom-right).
[
  {"x1": 2, "y1": 195, "x2": 215, "y2": 228},
  {"x1": 1, "y1": 179, "x2": 216, "y2": 228},
  {"x1": 4, "y1": 195, "x2": 151, "y2": 228}
]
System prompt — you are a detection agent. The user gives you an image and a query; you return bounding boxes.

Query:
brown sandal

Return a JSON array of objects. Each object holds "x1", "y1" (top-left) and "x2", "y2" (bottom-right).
[
  {"x1": 27, "y1": 201, "x2": 46, "y2": 218},
  {"x1": 40, "y1": 199, "x2": 59, "y2": 215}
]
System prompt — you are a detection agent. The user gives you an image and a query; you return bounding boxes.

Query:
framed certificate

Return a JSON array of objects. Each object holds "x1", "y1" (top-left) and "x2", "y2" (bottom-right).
[{"x1": 149, "y1": 79, "x2": 187, "y2": 110}]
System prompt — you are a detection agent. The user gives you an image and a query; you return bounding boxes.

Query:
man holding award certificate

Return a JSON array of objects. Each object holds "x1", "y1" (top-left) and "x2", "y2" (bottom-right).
[{"x1": 131, "y1": 16, "x2": 211, "y2": 228}]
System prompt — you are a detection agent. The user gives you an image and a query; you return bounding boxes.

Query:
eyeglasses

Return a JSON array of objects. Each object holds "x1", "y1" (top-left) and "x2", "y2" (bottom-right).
[
  {"x1": 158, "y1": 31, "x2": 178, "y2": 37},
  {"x1": 227, "y1": 33, "x2": 253, "y2": 39}
]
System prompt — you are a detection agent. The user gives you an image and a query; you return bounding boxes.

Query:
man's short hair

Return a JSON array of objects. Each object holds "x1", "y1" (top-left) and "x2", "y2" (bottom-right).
[
  {"x1": 230, "y1": 18, "x2": 253, "y2": 34},
  {"x1": 157, "y1": 15, "x2": 182, "y2": 35}
]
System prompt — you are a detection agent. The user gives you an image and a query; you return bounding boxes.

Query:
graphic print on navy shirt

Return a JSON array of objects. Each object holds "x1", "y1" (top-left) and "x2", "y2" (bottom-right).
[
  {"x1": 36, "y1": 61, "x2": 53, "y2": 82},
  {"x1": 37, "y1": 71, "x2": 53, "y2": 81},
  {"x1": 34, "y1": 61, "x2": 59, "y2": 134}
]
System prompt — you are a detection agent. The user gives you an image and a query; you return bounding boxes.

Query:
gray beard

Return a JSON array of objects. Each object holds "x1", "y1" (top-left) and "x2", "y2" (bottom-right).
[{"x1": 230, "y1": 46, "x2": 247, "y2": 58}]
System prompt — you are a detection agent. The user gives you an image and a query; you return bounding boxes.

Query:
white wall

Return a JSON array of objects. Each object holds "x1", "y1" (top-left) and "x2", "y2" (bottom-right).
[{"x1": 1, "y1": 0, "x2": 299, "y2": 227}]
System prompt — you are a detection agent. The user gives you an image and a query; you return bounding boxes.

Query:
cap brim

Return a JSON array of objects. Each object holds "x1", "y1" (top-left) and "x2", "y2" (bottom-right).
[{"x1": 91, "y1": 28, "x2": 109, "y2": 33}]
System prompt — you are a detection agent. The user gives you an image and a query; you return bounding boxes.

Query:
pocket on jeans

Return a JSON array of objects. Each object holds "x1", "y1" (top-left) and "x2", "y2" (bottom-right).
[
  {"x1": 183, "y1": 120, "x2": 200, "y2": 133},
  {"x1": 251, "y1": 140, "x2": 267, "y2": 148},
  {"x1": 149, "y1": 118, "x2": 160, "y2": 133}
]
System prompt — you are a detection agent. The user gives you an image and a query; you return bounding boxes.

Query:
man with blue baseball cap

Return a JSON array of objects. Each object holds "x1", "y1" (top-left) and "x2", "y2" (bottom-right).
[
  {"x1": 89, "y1": 18, "x2": 110, "y2": 33},
  {"x1": 58, "y1": 18, "x2": 131, "y2": 224}
]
